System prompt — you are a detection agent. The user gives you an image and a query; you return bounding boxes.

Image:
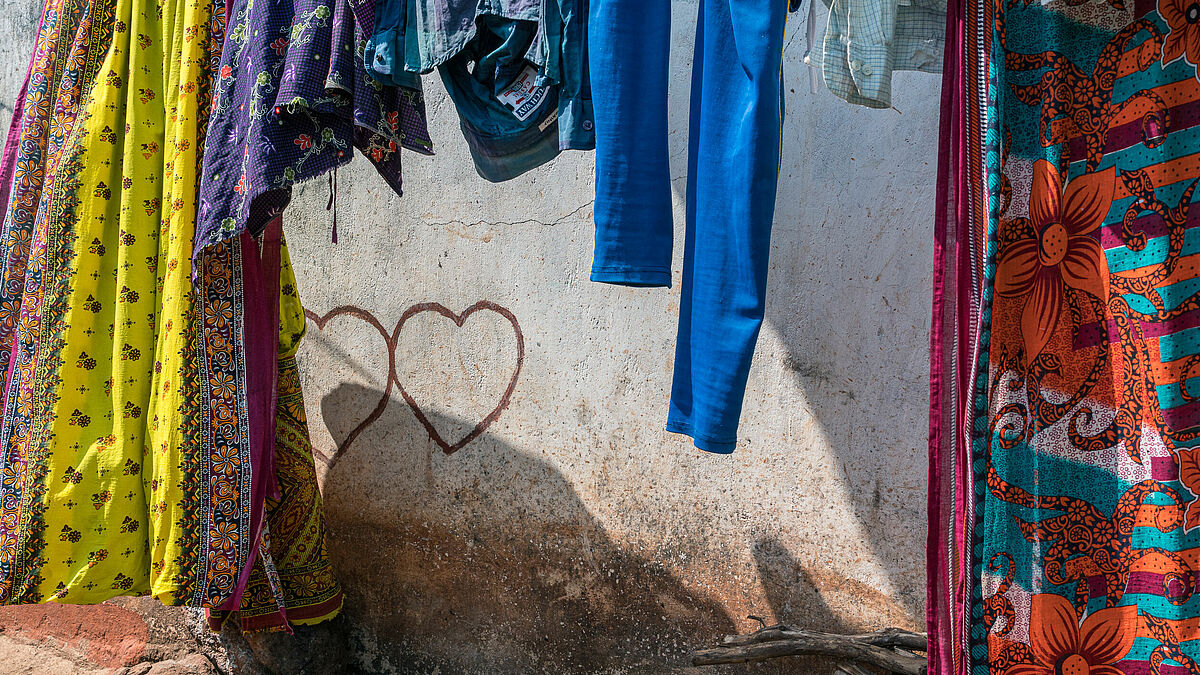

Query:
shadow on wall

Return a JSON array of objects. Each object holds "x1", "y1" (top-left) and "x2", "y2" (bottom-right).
[
  {"x1": 760, "y1": 102, "x2": 935, "y2": 625},
  {"x1": 757, "y1": 166, "x2": 931, "y2": 625},
  {"x1": 317, "y1": 383, "x2": 854, "y2": 673},
  {"x1": 661, "y1": 32, "x2": 935, "y2": 624},
  {"x1": 751, "y1": 539, "x2": 857, "y2": 637}
]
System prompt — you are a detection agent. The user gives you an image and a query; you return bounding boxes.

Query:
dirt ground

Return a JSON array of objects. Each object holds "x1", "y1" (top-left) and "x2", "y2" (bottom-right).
[{"x1": 0, "y1": 600, "x2": 258, "y2": 675}]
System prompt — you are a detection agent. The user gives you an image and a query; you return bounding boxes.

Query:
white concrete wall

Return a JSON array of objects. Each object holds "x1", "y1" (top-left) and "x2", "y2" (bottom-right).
[{"x1": 0, "y1": 1, "x2": 940, "y2": 671}]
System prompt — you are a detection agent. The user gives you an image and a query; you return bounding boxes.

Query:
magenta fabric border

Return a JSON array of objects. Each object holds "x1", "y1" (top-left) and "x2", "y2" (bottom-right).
[
  {"x1": 0, "y1": 74, "x2": 30, "y2": 226},
  {"x1": 0, "y1": 23, "x2": 40, "y2": 416},
  {"x1": 217, "y1": 216, "x2": 283, "y2": 612},
  {"x1": 928, "y1": 0, "x2": 970, "y2": 669}
]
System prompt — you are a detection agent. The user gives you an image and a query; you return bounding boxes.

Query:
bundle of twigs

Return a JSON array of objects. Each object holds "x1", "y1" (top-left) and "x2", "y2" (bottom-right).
[{"x1": 690, "y1": 620, "x2": 927, "y2": 674}]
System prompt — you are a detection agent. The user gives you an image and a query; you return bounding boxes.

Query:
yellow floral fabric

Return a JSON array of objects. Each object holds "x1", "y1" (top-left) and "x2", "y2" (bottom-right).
[
  {"x1": 0, "y1": 0, "x2": 342, "y2": 624},
  {"x1": 0, "y1": 0, "x2": 221, "y2": 605}
]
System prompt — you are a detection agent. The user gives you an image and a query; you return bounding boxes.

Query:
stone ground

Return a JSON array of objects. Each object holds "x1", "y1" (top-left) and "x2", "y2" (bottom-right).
[
  {"x1": 0, "y1": 599, "x2": 368, "y2": 675},
  {"x1": 0, "y1": 600, "x2": 271, "y2": 675},
  {"x1": 0, "y1": 600, "x2": 839, "y2": 673}
]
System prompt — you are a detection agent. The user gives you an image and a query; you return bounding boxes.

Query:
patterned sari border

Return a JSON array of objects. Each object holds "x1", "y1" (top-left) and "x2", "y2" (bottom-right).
[{"x1": 194, "y1": 237, "x2": 253, "y2": 607}]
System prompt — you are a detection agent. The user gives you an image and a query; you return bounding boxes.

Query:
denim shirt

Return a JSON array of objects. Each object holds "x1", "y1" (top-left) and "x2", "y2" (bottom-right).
[{"x1": 366, "y1": 0, "x2": 593, "y2": 180}]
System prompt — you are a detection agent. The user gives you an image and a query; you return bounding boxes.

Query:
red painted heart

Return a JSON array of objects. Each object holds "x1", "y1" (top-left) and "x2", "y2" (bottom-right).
[{"x1": 304, "y1": 301, "x2": 524, "y2": 467}]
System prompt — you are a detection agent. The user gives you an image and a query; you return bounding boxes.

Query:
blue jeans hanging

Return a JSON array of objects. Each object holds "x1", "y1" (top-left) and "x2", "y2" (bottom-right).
[{"x1": 589, "y1": 0, "x2": 789, "y2": 453}]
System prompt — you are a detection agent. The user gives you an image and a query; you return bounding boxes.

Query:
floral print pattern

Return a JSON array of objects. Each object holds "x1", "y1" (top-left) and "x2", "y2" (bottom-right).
[
  {"x1": 937, "y1": 0, "x2": 1200, "y2": 669},
  {"x1": 194, "y1": 0, "x2": 433, "y2": 263},
  {"x1": 1004, "y1": 595, "x2": 1137, "y2": 675},
  {"x1": 1161, "y1": 0, "x2": 1200, "y2": 79},
  {"x1": 995, "y1": 160, "x2": 1114, "y2": 362}
]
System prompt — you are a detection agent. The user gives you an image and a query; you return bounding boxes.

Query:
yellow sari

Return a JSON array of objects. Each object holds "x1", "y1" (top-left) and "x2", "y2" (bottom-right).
[{"x1": 0, "y1": 0, "x2": 340, "y2": 628}]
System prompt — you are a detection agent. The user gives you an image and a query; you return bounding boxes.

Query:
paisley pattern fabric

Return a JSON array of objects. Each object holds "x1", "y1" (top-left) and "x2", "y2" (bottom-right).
[
  {"x1": 209, "y1": 356, "x2": 342, "y2": 631},
  {"x1": 932, "y1": 0, "x2": 1200, "y2": 672}
]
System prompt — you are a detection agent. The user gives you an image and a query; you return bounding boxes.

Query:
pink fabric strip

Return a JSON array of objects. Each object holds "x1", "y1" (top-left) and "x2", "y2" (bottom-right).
[
  {"x1": 951, "y1": 63, "x2": 972, "y2": 675},
  {"x1": 0, "y1": 26, "x2": 38, "y2": 416},
  {"x1": 928, "y1": 0, "x2": 966, "y2": 670},
  {"x1": 948, "y1": 0, "x2": 982, "y2": 667},
  {"x1": 0, "y1": 73, "x2": 30, "y2": 222},
  {"x1": 0, "y1": 0, "x2": 41, "y2": 214}
]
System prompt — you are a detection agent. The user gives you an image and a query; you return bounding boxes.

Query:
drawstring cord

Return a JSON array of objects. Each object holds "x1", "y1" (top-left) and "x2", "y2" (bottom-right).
[
  {"x1": 805, "y1": 0, "x2": 819, "y2": 95},
  {"x1": 327, "y1": 167, "x2": 338, "y2": 243}
]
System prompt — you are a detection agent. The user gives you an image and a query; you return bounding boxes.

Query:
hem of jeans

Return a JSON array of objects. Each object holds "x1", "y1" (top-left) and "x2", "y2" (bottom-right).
[
  {"x1": 590, "y1": 266, "x2": 671, "y2": 288},
  {"x1": 665, "y1": 420, "x2": 737, "y2": 454}
]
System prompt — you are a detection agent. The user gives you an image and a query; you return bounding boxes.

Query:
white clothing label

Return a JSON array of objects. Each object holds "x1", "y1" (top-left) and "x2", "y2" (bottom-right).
[
  {"x1": 537, "y1": 108, "x2": 559, "y2": 132},
  {"x1": 497, "y1": 65, "x2": 548, "y2": 121}
]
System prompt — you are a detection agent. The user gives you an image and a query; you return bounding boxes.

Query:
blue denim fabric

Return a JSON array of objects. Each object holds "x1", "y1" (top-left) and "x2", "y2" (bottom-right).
[
  {"x1": 363, "y1": 0, "x2": 422, "y2": 89},
  {"x1": 588, "y1": 0, "x2": 672, "y2": 287},
  {"x1": 366, "y1": 0, "x2": 593, "y2": 181},
  {"x1": 537, "y1": 0, "x2": 592, "y2": 150},
  {"x1": 437, "y1": 16, "x2": 566, "y2": 181},
  {"x1": 589, "y1": 0, "x2": 789, "y2": 453}
]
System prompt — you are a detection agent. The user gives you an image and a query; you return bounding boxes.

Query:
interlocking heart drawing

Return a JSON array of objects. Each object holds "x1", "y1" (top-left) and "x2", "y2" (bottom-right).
[{"x1": 303, "y1": 301, "x2": 524, "y2": 467}]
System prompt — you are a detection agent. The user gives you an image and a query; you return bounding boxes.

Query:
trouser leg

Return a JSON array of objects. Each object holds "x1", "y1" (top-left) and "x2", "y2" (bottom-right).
[
  {"x1": 666, "y1": 0, "x2": 788, "y2": 453},
  {"x1": 587, "y1": 0, "x2": 674, "y2": 287}
]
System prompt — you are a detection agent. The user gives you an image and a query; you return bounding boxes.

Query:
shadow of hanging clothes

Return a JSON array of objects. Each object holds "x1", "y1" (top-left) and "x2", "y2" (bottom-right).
[{"x1": 317, "y1": 382, "x2": 744, "y2": 673}]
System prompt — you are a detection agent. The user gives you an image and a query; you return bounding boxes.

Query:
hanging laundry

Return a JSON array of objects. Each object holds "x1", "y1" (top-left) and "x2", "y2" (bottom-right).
[
  {"x1": 192, "y1": 0, "x2": 434, "y2": 625},
  {"x1": 194, "y1": 0, "x2": 433, "y2": 254},
  {"x1": 208, "y1": 240, "x2": 342, "y2": 631},
  {"x1": 0, "y1": 0, "x2": 345, "y2": 631},
  {"x1": 588, "y1": 0, "x2": 790, "y2": 453},
  {"x1": 192, "y1": 216, "x2": 343, "y2": 629},
  {"x1": 365, "y1": 0, "x2": 593, "y2": 182},
  {"x1": 0, "y1": 0, "x2": 224, "y2": 607},
  {"x1": 808, "y1": 0, "x2": 946, "y2": 108},
  {"x1": 0, "y1": 0, "x2": 251, "y2": 609},
  {"x1": 931, "y1": 0, "x2": 1200, "y2": 671}
]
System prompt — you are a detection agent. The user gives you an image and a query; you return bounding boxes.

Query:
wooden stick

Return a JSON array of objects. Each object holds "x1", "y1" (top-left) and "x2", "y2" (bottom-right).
[
  {"x1": 691, "y1": 624, "x2": 928, "y2": 674},
  {"x1": 720, "y1": 625, "x2": 927, "y2": 651}
]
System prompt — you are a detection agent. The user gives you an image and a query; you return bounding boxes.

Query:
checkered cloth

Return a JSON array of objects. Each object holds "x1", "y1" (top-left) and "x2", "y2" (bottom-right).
[{"x1": 806, "y1": 0, "x2": 946, "y2": 108}]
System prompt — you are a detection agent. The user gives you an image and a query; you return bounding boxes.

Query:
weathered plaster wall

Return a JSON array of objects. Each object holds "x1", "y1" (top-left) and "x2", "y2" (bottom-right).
[{"x1": 0, "y1": 1, "x2": 941, "y2": 672}]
